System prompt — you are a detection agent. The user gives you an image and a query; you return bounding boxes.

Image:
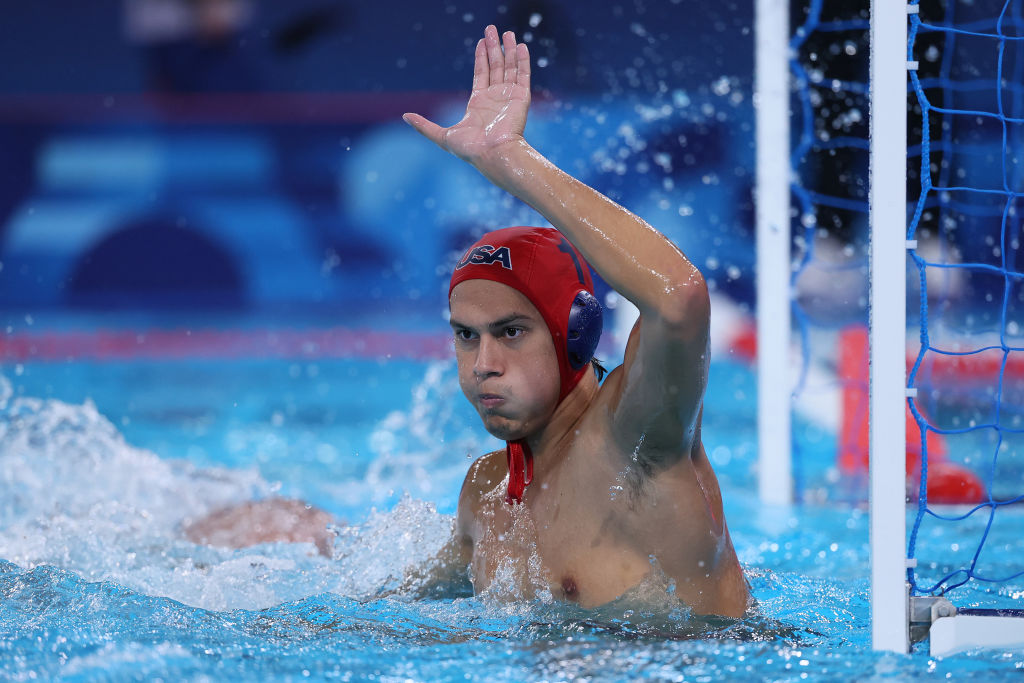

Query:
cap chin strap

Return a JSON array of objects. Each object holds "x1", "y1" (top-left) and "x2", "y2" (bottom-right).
[
  {"x1": 503, "y1": 290, "x2": 595, "y2": 505},
  {"x1": 505, "y1": 439, "x2": 534, "y2": 505}
]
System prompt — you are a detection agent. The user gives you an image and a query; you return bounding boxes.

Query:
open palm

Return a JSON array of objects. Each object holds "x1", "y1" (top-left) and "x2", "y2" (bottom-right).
[{"x1": 405, "y1": 26, "x2": 531, "y2": 164}]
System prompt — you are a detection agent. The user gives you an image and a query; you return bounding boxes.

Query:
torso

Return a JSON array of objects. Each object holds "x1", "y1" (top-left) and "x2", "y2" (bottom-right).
[{"x1": 456, "y1": 369, "x2": 749, "y2": 617}]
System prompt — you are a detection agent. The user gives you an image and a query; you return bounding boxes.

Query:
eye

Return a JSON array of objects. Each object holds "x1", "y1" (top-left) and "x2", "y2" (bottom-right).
[
  {"x1": 454, "y1": 329, "x2": 476, "y2": 342},
  {"x1": 503, "y1": 327, "x2": 524, "y2": 339}
]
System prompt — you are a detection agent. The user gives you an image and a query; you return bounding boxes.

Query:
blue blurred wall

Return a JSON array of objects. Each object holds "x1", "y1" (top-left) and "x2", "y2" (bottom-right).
[{"x1": 0, "y1": 0, "x2": 756, "y2": 314}]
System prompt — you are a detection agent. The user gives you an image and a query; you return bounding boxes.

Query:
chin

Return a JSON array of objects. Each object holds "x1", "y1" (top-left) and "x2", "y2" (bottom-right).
[{"x1": 480, "y1": 414, "x2": 528, "y2": 442}]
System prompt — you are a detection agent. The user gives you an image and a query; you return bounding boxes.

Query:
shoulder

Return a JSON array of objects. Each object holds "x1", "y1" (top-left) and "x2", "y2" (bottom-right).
[
  {"x1": 456, "y1": 449, "x2": 506, "y2": 533},
  {"x1": 459, "y1": 449, "x2": 506, "y2": 501}
]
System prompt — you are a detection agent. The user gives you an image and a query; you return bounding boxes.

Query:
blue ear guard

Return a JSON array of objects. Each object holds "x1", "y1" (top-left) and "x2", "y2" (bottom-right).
[{"x1": 567, "y1": 291, "x2": 603, "y2": 371}]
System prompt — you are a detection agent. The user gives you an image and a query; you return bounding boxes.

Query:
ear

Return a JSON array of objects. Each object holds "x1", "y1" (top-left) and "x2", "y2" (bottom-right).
[{"x1": 566, "y1": 291, "x2": 603, "y2": 370}]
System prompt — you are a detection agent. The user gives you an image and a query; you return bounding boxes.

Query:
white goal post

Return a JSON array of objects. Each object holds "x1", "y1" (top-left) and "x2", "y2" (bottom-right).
[
  {"x1": 754, "y1": 0, "x2": 793, "y2": 507},
  {"x1": 757, "y1": 0, "x2": 1024, "y2": 656},
  {"x1": 868, "y1": 0, "x2": 910, "y2": 655}
]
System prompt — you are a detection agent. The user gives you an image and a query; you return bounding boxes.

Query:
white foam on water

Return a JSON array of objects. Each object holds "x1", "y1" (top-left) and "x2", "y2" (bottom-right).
[
  {"x1": 0, "y1": 365, "x2": 708, "y2": 620},
  {"x1": 324, "y1": 360, "x2": 495, "y2": 509},
  {"x1": 0, "y1": 374, "x2": 460, "y2": 612},
  {"x1": 60, "y1": 642, "x2": 197, "y2": 679},
  {"x1": 0, "y1": 375, "x2": 266, "y2": 534},
  {"x1": 329, "y1": 495, "x2": 457, "y2": 595}
]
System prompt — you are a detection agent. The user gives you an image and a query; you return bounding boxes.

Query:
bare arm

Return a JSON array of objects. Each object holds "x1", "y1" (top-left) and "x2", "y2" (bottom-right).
[
  {"x1": 389, "y1": 530, "x2": 473, "y2": 599},
  {"x1": 395, "y1": 450, "x2": 502, "y2": 598},
  {"x1": 404, "y1": 26, "x2": 709, "y2": 460}
]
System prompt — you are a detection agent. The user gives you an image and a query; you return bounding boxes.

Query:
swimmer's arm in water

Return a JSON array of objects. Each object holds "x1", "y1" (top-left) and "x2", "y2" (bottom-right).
[
  {"x1": 385, "y1": 453, "x2": 494, "y2": 599},
  {"x1": 183, "y1": 498, "x2": 339, "y2": 557},
  {"x1": 389, "y1": 526, "x2": 473, "y2": 599},
  {"x1": 404, "y1": 25, "x2": 709, "y2": 462}
]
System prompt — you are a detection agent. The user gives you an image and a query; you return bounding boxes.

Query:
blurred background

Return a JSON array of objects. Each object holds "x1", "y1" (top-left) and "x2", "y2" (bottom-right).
[
  {"x1": 5, "y1": 4, "x2": 1024, "y2": 676},
  {"x1": 0, "y1": 0, "x2": 766, "y2": 514},
  {"x1": 0, "y1": 0, "x2": 756, "y2": 332}
]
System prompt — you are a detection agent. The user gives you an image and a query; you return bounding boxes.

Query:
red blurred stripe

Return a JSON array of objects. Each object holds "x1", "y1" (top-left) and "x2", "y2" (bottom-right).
[
  {"x1": 0, "y1": 92, "x2": 464, "y2": 125},
  {"x1": 0, "y1": 328, "x2": 451, "y2": 362}
]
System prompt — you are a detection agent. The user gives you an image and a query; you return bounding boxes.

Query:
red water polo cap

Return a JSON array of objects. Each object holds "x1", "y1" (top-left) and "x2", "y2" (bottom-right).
[{"x1": 448, "y1": 226, "x2": 595, "y2": 403}]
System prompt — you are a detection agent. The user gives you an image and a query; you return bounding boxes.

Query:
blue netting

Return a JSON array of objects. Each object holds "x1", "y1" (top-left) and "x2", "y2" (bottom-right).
[
  {"x1": 905, "y1": 0, "x2": 1024, "y2": 601},
  {"x1": 790, "y1": 0, "x2": 1024, "y2": 605},
  {"x1": 789, "y1": 1, "x2": 871, "y2": 501}
]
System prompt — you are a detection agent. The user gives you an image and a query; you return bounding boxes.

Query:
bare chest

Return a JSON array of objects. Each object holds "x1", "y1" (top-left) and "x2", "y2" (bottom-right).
[
  {"x1": 469, "y1": 486, "x2": 655, "y2": 607},
  {"x1": 460, "y1": 428, "x2": 747, "y2": 615}
]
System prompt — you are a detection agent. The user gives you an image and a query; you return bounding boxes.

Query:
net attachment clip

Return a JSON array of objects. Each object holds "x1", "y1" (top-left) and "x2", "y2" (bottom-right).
[{"x1": 909, "y1": 595, "x2": 958, "y2": 645}]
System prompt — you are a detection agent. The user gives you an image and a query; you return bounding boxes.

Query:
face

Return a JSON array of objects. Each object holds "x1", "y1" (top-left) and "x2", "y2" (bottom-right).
[{"x1": 449, "y1": 279, "x2": 561, "y2": 441}]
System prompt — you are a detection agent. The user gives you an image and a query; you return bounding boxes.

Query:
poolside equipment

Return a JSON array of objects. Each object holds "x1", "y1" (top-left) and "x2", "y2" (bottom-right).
[{"x1": 837, "y1": 325, "x2": 985, "y2": 505}]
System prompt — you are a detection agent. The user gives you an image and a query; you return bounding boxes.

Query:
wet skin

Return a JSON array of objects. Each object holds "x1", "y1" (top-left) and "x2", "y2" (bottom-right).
[
  {"x1": 403, "y1": 24, "x2": 750, "y2": 616},
  {"x1": 188, "y1": 24, "x2": 749, "y2": 617},
  {"x1": 448, "y1": 280, "x2": 748, "y2": 616}
]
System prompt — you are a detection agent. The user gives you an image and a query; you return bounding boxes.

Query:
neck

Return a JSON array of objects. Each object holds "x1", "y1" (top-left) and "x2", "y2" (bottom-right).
[{"x1": 522, "y1": 369, "x2": 599, "y2": 477}]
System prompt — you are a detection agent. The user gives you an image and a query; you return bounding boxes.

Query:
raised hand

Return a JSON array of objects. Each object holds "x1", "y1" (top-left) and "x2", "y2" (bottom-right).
[{"x1": 404, "y1": 25, "x2": 531, "y2": 167}]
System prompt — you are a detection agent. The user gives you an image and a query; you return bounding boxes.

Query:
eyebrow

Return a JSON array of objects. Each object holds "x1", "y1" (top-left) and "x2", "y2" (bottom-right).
[{"x1": 449, "y1": 313, "x2": 534, "y2": 331}]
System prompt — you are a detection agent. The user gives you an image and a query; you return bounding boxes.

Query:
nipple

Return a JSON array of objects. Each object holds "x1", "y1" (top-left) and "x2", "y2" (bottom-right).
[{"x1": 561, "y1": 575, "x2": 580, "y2": 602}]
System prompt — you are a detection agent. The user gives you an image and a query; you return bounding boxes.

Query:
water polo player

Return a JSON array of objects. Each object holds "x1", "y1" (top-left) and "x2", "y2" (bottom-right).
[
  {"x1": 403, "y1": 25, "x2": 748, "y2": 616},
  {"x1": 186, "y1": 25, "x2": 747, "y2": 617}
]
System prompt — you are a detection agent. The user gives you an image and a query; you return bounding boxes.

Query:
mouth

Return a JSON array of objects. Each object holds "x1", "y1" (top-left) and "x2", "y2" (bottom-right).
[{"x1": 478, "y1": 393, "x2": 506, "y2": 409}]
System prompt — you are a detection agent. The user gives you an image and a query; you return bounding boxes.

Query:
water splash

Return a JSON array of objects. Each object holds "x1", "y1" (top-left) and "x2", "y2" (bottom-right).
[
  {"x1": 0, "y1": 374, "x2": 460, "y2": 611},
  {"x1": 340, "y1": 359, "x2": 491, "y2": 508},
  {"x1": 475, "y1": 496, "x2": 554, "y2": 607},
  {"x1": 330, "y1": 495, "x2": 458, "y2": 597}
]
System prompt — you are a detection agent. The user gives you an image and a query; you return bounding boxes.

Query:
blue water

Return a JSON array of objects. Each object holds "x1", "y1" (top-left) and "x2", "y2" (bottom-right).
[{"x1": 2, "y1": 347, "x2": 1024, "y2": 680}]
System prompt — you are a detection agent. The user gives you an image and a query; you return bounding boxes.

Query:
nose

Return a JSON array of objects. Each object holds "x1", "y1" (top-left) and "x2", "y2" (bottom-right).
[{"x1": 473, "y1": 334, "x2": 503, "y2": 379}]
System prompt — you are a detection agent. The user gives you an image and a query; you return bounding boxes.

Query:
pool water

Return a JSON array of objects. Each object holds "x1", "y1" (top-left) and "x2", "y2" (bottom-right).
[{"x1": 2, "y1": 347, "x2": 1024, "y2": 680}]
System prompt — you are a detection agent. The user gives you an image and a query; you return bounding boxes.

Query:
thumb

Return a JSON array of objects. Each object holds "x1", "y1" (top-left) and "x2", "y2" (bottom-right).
[{"x1": 403, "y1": 113, "x2": 446, "y2": 148}]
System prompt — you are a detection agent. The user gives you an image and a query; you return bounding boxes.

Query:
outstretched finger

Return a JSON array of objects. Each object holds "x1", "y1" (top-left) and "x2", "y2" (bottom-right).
[
  {"x1": 402, "y1": 113, "x2": 446, "y2": 148},
  {"x1": 471, "y1": 39, "x2": 487, "y2": 92},
  {"x1": 502, "y1": 31, "x2": 518, "y2": 84},
  {"x1": 516, "y1": 42, "x2": 531, "y2": 90},
  {"x1": 485, "y1": 25, "x2": 503, "y2": 87}
]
